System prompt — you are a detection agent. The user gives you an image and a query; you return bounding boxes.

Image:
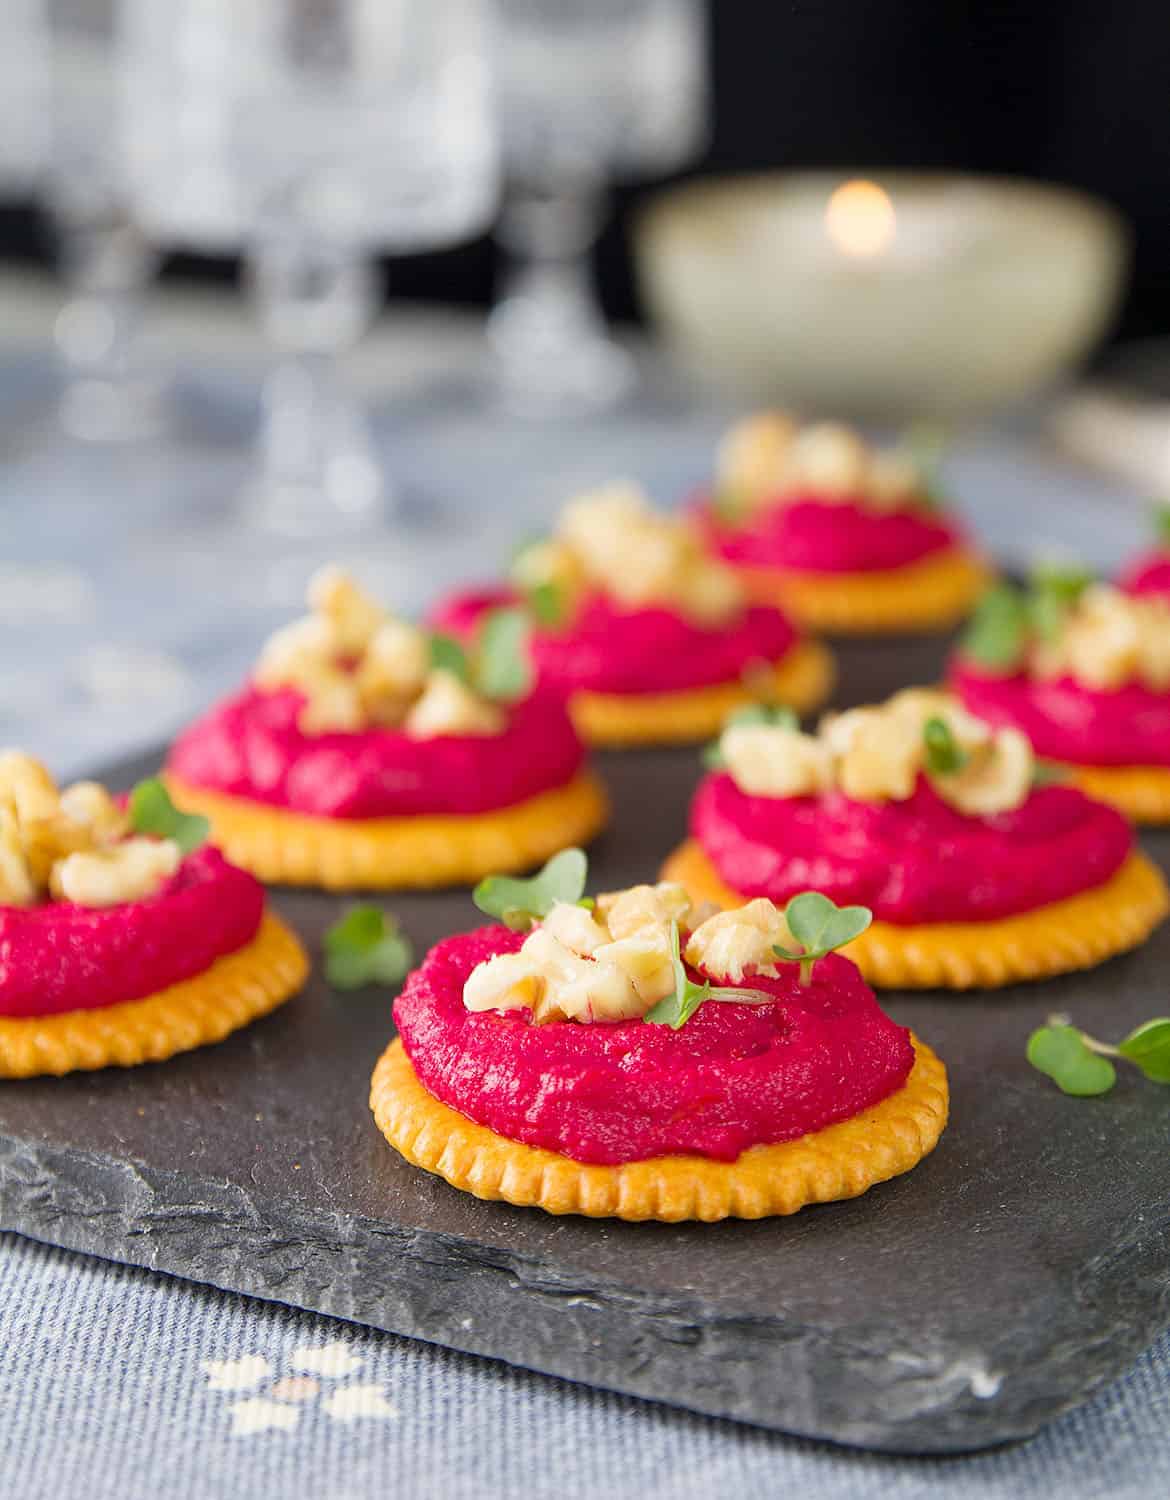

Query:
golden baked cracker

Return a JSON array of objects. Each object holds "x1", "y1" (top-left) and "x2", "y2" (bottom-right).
[
  {"x1": 1066, "y1": 763, "x2": 1170, "y2": 827},
  {"x1": 735, "y1": 548, "x2": 992, "y2": 636},
  {"x1": 370, "y1": 1035, "x2": 947, "y2": 1221},
  {"x1": 662, "y1": 839, "x2": 1169, "y2": 990},
  {"x1": 569, "y1": 640, "x2": 835, "y2": 748},
  {"x1": 164, "y1": 770, "x2": 610, "y2": 891},
  {"x1": 0, "y1": 912, "x2": 307, "y2": 1078}
]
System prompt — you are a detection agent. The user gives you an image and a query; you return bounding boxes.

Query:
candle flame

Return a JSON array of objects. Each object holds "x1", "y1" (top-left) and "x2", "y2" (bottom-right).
[{"x1": 825, "y1": 179, "x2": 896, "y2": 259}]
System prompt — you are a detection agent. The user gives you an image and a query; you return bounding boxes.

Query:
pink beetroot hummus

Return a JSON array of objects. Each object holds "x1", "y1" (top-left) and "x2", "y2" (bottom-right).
[
  {"x1": 952, "y1": 658, "x2": 1170, "y2": 769},
  {"x1": 431, "y1": 589, "x2": 798, "y2": 697},
  {"x1": 691, "y1": 771, "x2": 1131, "y2": 925},
  {"x1": 1120, "y1": 550, "x2": 1170, "y2": 599},
  {"x1": 0, "y1": 847, "x2": 263, "y2": 1019},
  {"x1": 394, "y1": 927, "x2": 913, "y2": 1165},
  {"x1": 167, "y1": 684, "x2": 585, "y2": 819},
  {"x1": 698, "y1": 496, "x2": 961, "y2": 575}
]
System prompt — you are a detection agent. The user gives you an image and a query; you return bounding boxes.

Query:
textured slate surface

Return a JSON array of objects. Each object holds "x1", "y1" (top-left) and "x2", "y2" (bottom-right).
[{"x1": 1, "y1": 634, "x2": 1169, "y2": 1454}]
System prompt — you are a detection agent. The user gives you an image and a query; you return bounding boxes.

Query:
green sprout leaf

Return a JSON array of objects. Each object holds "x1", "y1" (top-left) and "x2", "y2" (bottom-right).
[
  {"x1": 1118, "y1": 1018, "x2": 1170, "y2": 1084},
  {"x1": 773, "y1": 890, "x2": 872, "y2": 985},
  {"x1": 961, "y1": 583, "x2": 1030, "y2": 671},
  {"x1": 128, "y1": 778, "x2": 210, "y2": 855},
  {"x1": 429, "y1": 632, "x2": 470, "y2": 683},
  {"x1": 644, "y1": 920, "x2": 773, "y2": 1029},
  {"x1": 1026, "y1": 1024, "x2": 1116, "y2": 1097},
  {"x1": 1154, "y1": 506, "x2": 1170, "y2": 547},
  {"x1": 1028, "y1": 564, "x2": 1093, "y2": 642},
  {"x1": 645, "y1": 920, "x2": 710, "y2": 1029},
  {"x1": 475, "y1": 607, "x2": 533, "y2": 703},
  {"x1": 923, "y1": 716, "x2": 969, "y2": 776},
  {"x1": 526, "y1": 580, "x2": 567, "y2": 628},
  {"x1": 324, "y1": 905, "x2": 414, "y2": 991},
  {"x1": 701, "y1": 703, "x2": 800, "y2": 772},
  {"x1": 473, "y1": 847, "x2": 588, "y2": 931}
]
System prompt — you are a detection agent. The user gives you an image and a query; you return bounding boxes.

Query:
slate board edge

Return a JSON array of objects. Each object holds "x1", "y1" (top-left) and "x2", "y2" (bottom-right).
[{"x1": 5, "y1": 1127, "x2": 1169, "y2": 1455}]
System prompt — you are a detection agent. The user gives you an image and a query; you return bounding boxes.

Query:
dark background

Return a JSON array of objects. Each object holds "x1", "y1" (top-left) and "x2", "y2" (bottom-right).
[{"x1": 4, "y1": 2, "x2": 1169, "y2": 344}]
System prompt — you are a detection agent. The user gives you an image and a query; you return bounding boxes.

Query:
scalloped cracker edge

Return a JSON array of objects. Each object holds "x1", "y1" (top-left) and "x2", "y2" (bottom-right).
[
  {"x1": 0, "y1": 911, "x2": 307, "y2": 1078},
  {"x1": 164, "y1": 771, "x2": 610, "y2": 891},
  {"x1": 1066, "y1": 763, "x2": 1170, "y2": 827},
  {"x1": 661, "y1": 840, "x2": 1169, "y2": 990},
  {"x1": 369, "y1": 1035, "x2": 947, "y2": 1221},
  {"x1": 570, "y1": 640, "x2": 835, "y2": 747},
  {"x1": 734, "y1": 547, "x2": 992, "y2": 637}
]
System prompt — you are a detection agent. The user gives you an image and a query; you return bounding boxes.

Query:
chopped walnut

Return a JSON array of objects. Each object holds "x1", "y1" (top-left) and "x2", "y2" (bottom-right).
[
  {"x1": 717, "y1": 688, "x2": 1035, "y2": 818},
  {"x1": 930, "y1": 726, "x2": 1033, "y2": 817},
  {"x1": 715, "y1": 412, "x2": 934, "y2": 516},
  {"x1": 256, "y1": 567, "x2": 505, "y2": 739},
  {"x1": 784, "y1": 422, "x2": 869, "y2": 499},
  {"x1": 836, "y1": 711, "x2": 922, "y2": 803},
  {"x1": 0, "y1": 751, "x2": 60, "y2": 824},
  {"x1": 307, "y1": 564, "x2": 387, "y2": 657},
  {"x1": 49, "y1": 836, "x2": 182, "y2": 908},
  {"x1": 541, "y1": 900, "x2": 611, "y2": 957},
  {"x1": 684, "y1": 899, "x2": 793, "y2": 984},
  {"x1": 404, "y1": 670, "x2": 505, "y2": 740},
  {"x1": 355, "y1": 619, "x2": 429, "y2": 727},
  {"x1": 0, "y1": 804, "x2": 36, "y2": 906},
  {"x1": 721, "y1": 722, "x2": 834, "y2": 799},
  {"x1": 1033, "y1": 584, "x2": 1170, "y2": 694},
  {"x1": 555, "y1": 483, "x2": 745, "y2": 628},
  {"x1": 595, "y1": 882, "x2": 692, "y2": 941},
  {"x1": 463, "y1": 882, "x2": 691, "y2": 1023},
  {"x1": 592, "y1": 926, "x2": 676, "y2": 1005},
  {"x1": 715, "y1": 411, "x2": 797, "y2": 510},
  {"x1": 58, "y1": 781, "x2": 129, "y2": 843},
  {"x1": 0, "y1": 755, "x2": 184, "y2": 911}
]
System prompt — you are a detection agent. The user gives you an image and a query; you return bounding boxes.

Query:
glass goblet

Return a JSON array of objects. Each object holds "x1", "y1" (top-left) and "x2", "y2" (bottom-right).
[
  {"x1": 121, "y1": 0, "x2": 499, "y2": 536},
  {"x1": 489, "y1": 0, "x2": 709, "y2": 416}
]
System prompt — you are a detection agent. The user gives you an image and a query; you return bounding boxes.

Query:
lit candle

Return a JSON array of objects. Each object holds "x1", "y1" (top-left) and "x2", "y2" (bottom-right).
[{"x1": 824, "y1": 179, "x2": 896, "y2": 260}]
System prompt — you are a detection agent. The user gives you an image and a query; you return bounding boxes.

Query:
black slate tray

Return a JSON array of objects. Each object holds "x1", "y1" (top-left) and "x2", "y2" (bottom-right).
[{"x1": 2, "y1": 635, "x2": 1169, "y2": 1454}]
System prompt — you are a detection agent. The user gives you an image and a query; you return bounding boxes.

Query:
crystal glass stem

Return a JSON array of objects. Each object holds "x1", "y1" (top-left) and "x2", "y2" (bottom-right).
[
  {"x1": 247, "y1": 237, "x2": 383, "y2": 536},
  {"x1": 488, "y1": 174, "x2": 634, "y2": 416},
  {"x1": 49, "y1": 193, "x2": 162, "y2": 442}
]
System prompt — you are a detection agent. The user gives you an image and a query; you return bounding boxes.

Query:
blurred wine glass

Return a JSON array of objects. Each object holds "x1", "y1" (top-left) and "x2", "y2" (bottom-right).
[
  {"x1": 489, "y1": 0, "x2": 709, "y2": 416},
  {"x1": 46, "y1": 0, "x2": 169, "y2": 443},
  {"x1": 120, "y1": 0, "x2": 499, "y2": 537},
  {"x1": 0, "y1": 0, "x2": 165, "y2": 443},
  {"x1": 0, "y1": 1, "x2": 49, "y2": 195}
]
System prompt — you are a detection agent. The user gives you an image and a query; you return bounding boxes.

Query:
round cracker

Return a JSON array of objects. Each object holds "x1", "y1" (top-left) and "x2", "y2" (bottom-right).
[
  {"x1": 164, "y1": 771, "x2": 610, "y2": 891},
  {"x1": 734, "y1": 547, "x2": 991, "y2": 636},
  {"x1": 569, "y1": 640, "x2": 835, "y2": 748},
  {"x1": 662, "y1": 839, "x2": 1169, "y2": 990},
  {"x1": 0, "y1": 911, "x2": 307, "y2": 1078},
  {"x1": 369, "y1": 1035, "x2": 947, "y2": 1222}
]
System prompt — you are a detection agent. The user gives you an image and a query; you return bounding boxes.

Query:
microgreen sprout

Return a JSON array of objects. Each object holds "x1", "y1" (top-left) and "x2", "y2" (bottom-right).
[
  {"x1": 1027, "y1": 1012, "x2": 1170, "y2": 1096},
  {"x1": 773, "y1": 891, "x2": 873, "y2": 986},
  {"x1": 961, "y1": 582, "x2": 1031, "y2": 671},
  {"x1": 922, "y1": 716, "x2": 969, "y2": 777},
  {"x1": 427, "y1": 605, "x2": 533, "y2": 704},
  {"x1": 473, "y1": 848, "x2": 590, "y2": 932},
  {"x1": 701, "y1": 702, "x2": 800, "y2": 770},
  {"x1": 128, "y1": 778, "x2": 210, "y2": 854},
  {"x1": 643, "y1": 920, "x2": 772, "y2": 1029},
  {"x1": 323, "y1": 906, "x2": 414, "y2": 991}
]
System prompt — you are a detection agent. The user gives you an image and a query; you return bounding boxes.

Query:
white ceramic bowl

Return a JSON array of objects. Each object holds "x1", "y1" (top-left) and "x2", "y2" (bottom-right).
[{"x1": 636, "y1": 171, "x2": 1129, "y2": 419}]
